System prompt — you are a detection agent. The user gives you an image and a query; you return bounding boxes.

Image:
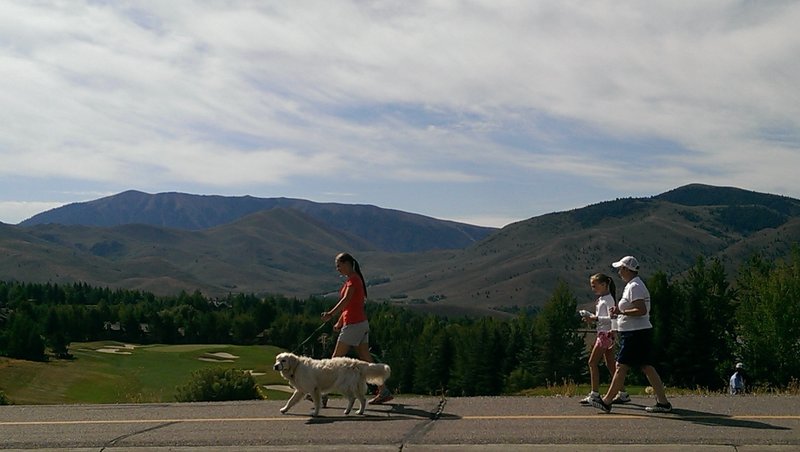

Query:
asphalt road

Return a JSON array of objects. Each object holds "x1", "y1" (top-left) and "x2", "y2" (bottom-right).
[{"x1": 1, "y1": 395, "x2": 798, "y2": 451}]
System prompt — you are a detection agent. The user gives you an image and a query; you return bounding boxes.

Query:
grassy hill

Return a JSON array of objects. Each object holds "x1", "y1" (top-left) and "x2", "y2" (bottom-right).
[
  {"x1": 2, "y1": 209, "x2": 369, "y2": 297},
  {"x1": 368, "y1": 184, "x2": 800, "y2": 315},
  {"x1": 3, "y1": 184, "x2": 800, "y2": 317},
  {"x1": 0, "y1": 342, "x2": 288, "y2": 404}
]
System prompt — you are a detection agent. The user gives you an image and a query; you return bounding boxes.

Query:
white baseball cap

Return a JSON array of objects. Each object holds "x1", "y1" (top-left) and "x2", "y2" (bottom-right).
[{"x1": 612, "y1": 256, "x2": 640, "y2": 272}]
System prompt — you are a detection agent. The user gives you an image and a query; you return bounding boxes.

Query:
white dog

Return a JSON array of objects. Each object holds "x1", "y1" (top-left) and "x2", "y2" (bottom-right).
[{"x1": 273, "y1": 352, "x2": 391, "y2": 416}]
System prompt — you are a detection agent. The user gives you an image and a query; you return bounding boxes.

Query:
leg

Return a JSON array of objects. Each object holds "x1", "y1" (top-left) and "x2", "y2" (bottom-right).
[
  {"x1": 604, "y1": 348, "x2": 629, "y2": 403},
  {"x1": 587, "y1": 344, "x2": 603, "y2": 393},
  {"x1": 311, "y1": 387, "x2": 321, "y2": 417},
  {"x1": 356, "y1": 390, "x2": 367, "y2": 415},
  {"x1": 343, "y1": 393, "x2": 355, "y2": 415},
  {"x1": 355, "y1": 342, "x2": 373, "y2": 362},
  {"x1": 602, "y1": 347, "x2": 616, "y2": 379},
  {"x1": 280, "y1": 389, "x2": 305, "y2": 414},
  {"x1": 601, "y1": 363, "x2": 629, "y2": 405},
  {"x1": 641, "y1": 365, "x2": 669, "y2": 404},
  {"x1": 355, "y1": 342, "x2": 382, "y2": 395},
  {"x1": 357, "y1": 343, "x2": 392, "y2": 403},
  {"x1": 332, "y1": 340, "x2": 352, "y2": 358}
]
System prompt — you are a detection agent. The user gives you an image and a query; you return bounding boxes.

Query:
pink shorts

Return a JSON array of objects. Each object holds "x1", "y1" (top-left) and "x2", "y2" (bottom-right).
[{"x1": 594, "y1": 331, "x2": 614, "y2": 349}]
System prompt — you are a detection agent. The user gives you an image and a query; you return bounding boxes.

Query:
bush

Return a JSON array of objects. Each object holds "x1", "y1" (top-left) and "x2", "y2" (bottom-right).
[
  {"x1": 175, "y1": 367, "x2": 261, "y2": 402},
  {"x1": 0, "y1": 390, "x2": 9, "y2": 405}
]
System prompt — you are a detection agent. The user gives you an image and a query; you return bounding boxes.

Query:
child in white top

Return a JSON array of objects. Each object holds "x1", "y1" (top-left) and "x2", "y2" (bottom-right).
[{"x1": 580, "y1": 273, "x2": 629, "y2": 405}]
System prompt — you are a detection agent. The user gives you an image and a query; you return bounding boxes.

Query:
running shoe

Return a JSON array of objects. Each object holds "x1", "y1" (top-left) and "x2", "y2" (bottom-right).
[
  {"x1": 645, "y1": 402, "x2": 673, "y2": 413},
  {"x1": 579, "y1": 392, "x2": 601, "y2": 405},
  {"x1": 369, "y1": 388, "x2": 393, "y2": 404},
  {"x1": 612, "y1": 391, "x2": 631, "y2": 404},
  {"x1": 590, "y1": 397, "x2": 612, "y2": 413}
]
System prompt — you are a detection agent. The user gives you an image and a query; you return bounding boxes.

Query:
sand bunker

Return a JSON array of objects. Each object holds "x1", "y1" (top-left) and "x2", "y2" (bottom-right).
[
  {"x1": 95, "y1": 344, "x2": 135, "y2": 355},
  {"x1": 208, "y1": 352, "x2": 238, "y2": 359},
  {"x1": 197, "y1": 351, "x2": 240, "y2": 362}
]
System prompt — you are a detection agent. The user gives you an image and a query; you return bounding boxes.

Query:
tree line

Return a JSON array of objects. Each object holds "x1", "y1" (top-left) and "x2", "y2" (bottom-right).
[{"x1": 1, "y1": 250, "x2": 798, "y2": 395}]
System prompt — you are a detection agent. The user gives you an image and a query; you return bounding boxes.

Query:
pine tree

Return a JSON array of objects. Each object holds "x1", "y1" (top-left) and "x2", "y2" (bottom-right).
[
  {"x1": 528, "y1": 281, "x2": 585, "y2": 387},
  {"x1": 736, "y1": 249, "x2": 800, "y2": 389}
]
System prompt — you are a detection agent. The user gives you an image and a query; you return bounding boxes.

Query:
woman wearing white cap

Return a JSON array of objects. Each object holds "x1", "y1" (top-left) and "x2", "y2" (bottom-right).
[{"x1": 590, "y1": 255, "x2": 672, "y2": 413}]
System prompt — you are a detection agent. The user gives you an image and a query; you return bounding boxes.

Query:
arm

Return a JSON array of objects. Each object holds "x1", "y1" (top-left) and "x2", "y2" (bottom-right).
[
  {"x1": 322, "y1": 283, "x2": 354, "y2": 322},
  {"x1": 591, "y1": 296, "x2": 612, "y2": 321},
  {"x1": 617, "y1": 299, "x2": 647, "y2": 316}
]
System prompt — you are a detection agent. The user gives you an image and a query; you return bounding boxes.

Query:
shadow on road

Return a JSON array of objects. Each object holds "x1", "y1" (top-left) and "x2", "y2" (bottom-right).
[
  {"x1": 611, "y1": 403, "x2": 790, "y2": 431},
  {"x1": 303, "y1": 402, "x2": 460, "y2": 425},
  {"x1": 668, "y1": 407, "x2": 791, "y2": 431}
]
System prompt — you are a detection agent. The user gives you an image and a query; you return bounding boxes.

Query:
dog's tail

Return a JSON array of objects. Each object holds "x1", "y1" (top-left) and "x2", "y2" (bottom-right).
[{"x1": 362, "y1": 362, "x2": 391, "y2": 385}]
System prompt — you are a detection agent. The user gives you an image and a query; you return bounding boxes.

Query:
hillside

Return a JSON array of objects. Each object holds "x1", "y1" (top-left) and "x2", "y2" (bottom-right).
[
  {"x1": 367, "y1": 184, "x2": 800, "y2": 315},
  {"x1": 3, "y1": 209, "x2": 376, "y2": 297},
  {"x1": 3, "y1": 184, "x2": 800, "y2": 316},
  {"x1": 19, "y1": 191, "x2": 496, "y2": 252}
]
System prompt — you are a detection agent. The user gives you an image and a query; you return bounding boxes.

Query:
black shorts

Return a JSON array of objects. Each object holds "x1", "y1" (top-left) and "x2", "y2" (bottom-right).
[{"x1": 617, "y1": 329, "x2": 654, "y2": 367}]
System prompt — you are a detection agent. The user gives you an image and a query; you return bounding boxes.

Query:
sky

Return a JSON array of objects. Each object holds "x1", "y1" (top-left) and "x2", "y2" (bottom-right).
[{"x1": 1, "y1": 1, "x2": 799, "y2": 228}]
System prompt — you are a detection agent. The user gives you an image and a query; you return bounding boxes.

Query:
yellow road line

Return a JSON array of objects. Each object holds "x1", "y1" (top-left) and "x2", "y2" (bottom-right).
[
  {"x1": 462, "y1": 415, "x2": 800, "y2": 420},
  {"x1": 0, "y1": 417, "x2": 302, "y2": 426},
  {"x1": 1, "y1": 414, "x2": 798, "y2": 426}
]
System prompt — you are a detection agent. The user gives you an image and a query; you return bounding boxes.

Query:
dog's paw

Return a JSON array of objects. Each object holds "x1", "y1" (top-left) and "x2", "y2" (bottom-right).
[
  {"x1": 279, "y1": 407, "x2": 289, "y2": 414},
  {"x1": 356, "y1": 409, "x2": 365, "y2": 415},
  {"x1": 343, "y1": 409, "x2": 352, "y2": 415}
]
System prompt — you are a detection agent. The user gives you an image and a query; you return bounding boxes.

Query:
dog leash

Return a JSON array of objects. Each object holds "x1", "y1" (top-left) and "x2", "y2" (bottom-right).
[{"x1": 290, "y1": 321, "x2": 330, "y2": 354}]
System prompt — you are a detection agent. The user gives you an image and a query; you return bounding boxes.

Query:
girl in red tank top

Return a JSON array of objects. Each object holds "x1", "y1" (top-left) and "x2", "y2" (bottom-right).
[{"x1": 321, "y1": 252, "x2": 392, "y2": 404}]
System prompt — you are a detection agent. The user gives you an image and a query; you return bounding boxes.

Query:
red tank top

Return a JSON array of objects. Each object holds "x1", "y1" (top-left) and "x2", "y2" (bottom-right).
[{"x1": 340, "y1": 275, "x2": 367, "y2": 325}]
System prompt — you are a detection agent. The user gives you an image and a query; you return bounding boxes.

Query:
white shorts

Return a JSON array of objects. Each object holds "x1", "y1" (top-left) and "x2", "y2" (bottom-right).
[{"x1": 338, "y1": 320, "x2": 369, "y2": 346}]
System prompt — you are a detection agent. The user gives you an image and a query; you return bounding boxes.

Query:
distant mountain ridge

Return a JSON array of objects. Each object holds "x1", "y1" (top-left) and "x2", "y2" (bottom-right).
[
  {"x1": 20, "y1": 190, "x2": 496, "y2": 252},
  {"x1": 4, "y1": 184, "x2": 800, "y2": 316}
]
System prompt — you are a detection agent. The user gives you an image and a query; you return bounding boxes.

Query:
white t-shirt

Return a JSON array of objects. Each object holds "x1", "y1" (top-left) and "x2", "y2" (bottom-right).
[
  {"x1": 616, "y1": 276, "x2": 653, "y2": 331},
  {"x1": 594, "y1": 294, "x2": 614, "y2": 333}
]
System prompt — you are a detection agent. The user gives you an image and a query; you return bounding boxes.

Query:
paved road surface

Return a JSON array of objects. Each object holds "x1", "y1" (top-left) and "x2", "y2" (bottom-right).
[{"x1": 1, "y1": 395, "x2": 798, "y2": 450}]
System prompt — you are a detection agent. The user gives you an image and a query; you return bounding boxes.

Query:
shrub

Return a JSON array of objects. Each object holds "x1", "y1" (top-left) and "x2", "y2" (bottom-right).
[
  {"x1": 0, "y1": 390, "x2": 9, "y2": 405},
  {"x1": 175, "y1": 367, "x2": 261, "y2": 402}
]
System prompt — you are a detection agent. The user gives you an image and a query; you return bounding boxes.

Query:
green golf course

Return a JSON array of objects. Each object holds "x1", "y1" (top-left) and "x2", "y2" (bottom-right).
[{"x1": 0, "y1": 342, "x2": 289, "y2": 404}]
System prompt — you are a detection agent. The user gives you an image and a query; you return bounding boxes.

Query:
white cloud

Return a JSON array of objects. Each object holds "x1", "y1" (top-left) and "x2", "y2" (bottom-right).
[{"x1": 1, "y1": 0, "x2": 799, "y2": 224}]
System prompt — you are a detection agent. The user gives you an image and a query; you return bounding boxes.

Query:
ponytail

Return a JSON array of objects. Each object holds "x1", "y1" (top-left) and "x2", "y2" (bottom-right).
[
  {"x1": 591, "y1": 273, "x2": 616, "y2": 302},
  {"x1": 336, "y1": 252, "x2": 368, "y2": 297}
]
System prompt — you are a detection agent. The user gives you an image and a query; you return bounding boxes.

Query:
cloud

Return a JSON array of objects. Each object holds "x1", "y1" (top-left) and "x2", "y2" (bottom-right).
[{"x1": 1, "y1": 0, "x2": 799, "y2": 225}]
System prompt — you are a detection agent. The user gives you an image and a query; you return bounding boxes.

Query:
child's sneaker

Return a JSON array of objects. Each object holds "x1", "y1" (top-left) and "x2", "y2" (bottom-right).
[
  {"x1": 612, "y1": 391, "x2": 631, "y2": 404},
  {"x1": 589, "y1": 397, "x2": 612, "y2": 414},
  {"x1": 645, "y1": 402, "x2": 672, "y2": 413},
  {"x1": 369, "y1": 387, "x2": 393, "y2": 404},
  {"x1": 579, "y1": 391, "x2": 601, "y2": 405}
]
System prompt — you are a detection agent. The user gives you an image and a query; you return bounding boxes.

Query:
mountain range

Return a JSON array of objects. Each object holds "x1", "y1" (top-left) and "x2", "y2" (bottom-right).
[
  {"x1": 21, "y1": 190, "x2": 495, "y2": 253},
  {"x1": 4, "y1": 184, "x2": 800, "y2": 316}
]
